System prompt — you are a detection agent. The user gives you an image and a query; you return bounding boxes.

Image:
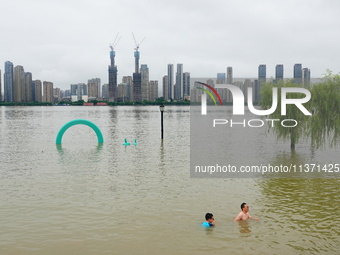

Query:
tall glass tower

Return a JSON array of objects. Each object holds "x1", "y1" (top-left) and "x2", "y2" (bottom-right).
[
  {"x1": 275, "y1": 64, "x2": 284, "y2": 81},
  {"x1": 183, "y1": 72, "x2": 190, "y2": 97},
  {"x1": 167, "y1": 64, "x2": 174, "y2": 100},
  {"x1": 132, "y1": 48, "x2": 142, "y2": 102},
  {"x1": 4, "y1": 61, "x2": 14, "y2": 102},
  {"x1": 257, "y1": 64, "x2": 266, "y2": 102},
  {"x1": 175, "y1": 63, "x2": 183, "y2": 100},
  {"x1": 294, "y1": 64, "x2": 302, "y2": 85}
]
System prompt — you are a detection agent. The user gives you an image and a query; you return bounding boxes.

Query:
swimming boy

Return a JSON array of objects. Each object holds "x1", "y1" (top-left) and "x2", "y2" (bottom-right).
[
  {"x1": 201, "y1": 213, "x2": 215, "y2": 227},
  {"x1": 234, "y1": 203, "x2": 260, "y2": 221}
]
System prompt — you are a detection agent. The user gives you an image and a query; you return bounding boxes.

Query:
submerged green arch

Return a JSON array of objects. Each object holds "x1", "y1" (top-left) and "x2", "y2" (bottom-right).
[{"x1": 56, "y1": 119, "x2": 104, "y2": 144}]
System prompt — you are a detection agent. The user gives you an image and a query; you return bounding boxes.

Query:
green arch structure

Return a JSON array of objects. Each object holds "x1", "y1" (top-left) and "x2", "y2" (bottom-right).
[{"x1": 56, "y1": 119, "x2": 104, "y2": 144}]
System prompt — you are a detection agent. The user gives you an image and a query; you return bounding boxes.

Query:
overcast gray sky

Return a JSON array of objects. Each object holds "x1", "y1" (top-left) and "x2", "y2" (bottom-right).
[{"x1": 1, "y1": 0, "x2": 340, "y2": 90}]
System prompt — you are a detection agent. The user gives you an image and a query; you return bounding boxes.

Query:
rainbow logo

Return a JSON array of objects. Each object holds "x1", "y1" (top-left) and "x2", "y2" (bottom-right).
[{"x1": 195, "y1": 82, "x2": 223, "y2": 105}]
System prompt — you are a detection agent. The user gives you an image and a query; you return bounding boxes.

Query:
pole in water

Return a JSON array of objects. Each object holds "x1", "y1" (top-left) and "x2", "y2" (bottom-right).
[
  {"x1": 123, "y1": 139, "x2": 130, "y2": 146},
  {"x1": 133, "y1": 139, "x2": 138, "y2": 145}
]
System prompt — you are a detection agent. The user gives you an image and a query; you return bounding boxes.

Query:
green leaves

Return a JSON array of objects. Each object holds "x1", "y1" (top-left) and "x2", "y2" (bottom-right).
[
  {"x1": 260, "y1": 73, "x2": 340, "y2": 150},
  {"x1": 309, "y1": 73, "x2": 340, "y2": 149}
]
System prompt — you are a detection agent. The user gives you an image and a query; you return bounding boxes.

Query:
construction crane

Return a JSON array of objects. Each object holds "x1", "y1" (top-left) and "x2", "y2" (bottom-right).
[
  {"x1": 132, "y1": 33, "x2": 145, "y2": 52},
  {"x1": 132, "y1": 33, "x2": 146, "y2": 73},
  {"x1": 110, "y1": 33, "x2": 121, "y2": 51}
]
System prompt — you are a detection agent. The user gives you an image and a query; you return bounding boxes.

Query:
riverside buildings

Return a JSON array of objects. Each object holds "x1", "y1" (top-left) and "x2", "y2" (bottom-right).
[
  {"x1": 13, "y1": 65, "x2": 24, "y2": 102},
  {"x1": 88, "y1": 78, "x2": 101, "y2": 98},
  {"x1": 42, "y1": 81, "x2": 53, "y2": 103},
  {"x1": 108, "y1": 46, "x2": 118, "y2": 100},
  {"x1": 192, "y1": 63, "x2": 312, "y2": 104},
  {"x1": 302, "y1": 68, "x2": 311, "y2": 87},
  {"x1": 162, "y1": 75, "x2": 169, "y2": 100},
  {"x1": 294, "y1": 64, "x2": 302, "y2": 85},
  {"x1": 183, "y1": 72, "x2": 190, "y2": 99},
  {"x1": 33, "y1": 80, "x2": 42, "y2": 102},
  {"x1": 275, "y1": 64, "x2": 284, "y2": 81},
  {"x1": 3, "y1": 55, "x2": 313, "y2": 104},
  {"x1": 4, "y1": 61, "x2": 14, "y2": 102},
  {"x1": 167, "y1": 64, "x2": 174, "y2": 100},
  {"x1": 174, "y1": 64, "x2": 183, "y2": 100},
  {"x1": 2, "y1": 61, "x2": 56, "y2": 103},
  {"x1": 141, "y1": 64, "x2": 149, "y2": 101},
  {"x1": 165, "y1": 63, "x2": 190, "y2": 101},
  {"x1": 70, "y1": 83, "x2": 87, "y2": 102},
  {"x1": 132, "y1": 46, "x2": 142, "y2": 102}
]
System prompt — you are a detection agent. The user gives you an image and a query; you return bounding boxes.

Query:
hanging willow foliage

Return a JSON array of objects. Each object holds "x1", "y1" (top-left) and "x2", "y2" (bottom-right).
[
  {"x1": 309, "y1": 71, "x2": 340, "y2": 149},
  {"x1": 260, "y1": 80, "x2": 311, "y2": 150},
  {"x1": 259, "y1": 71, "x2": 340, "y2": 150}
]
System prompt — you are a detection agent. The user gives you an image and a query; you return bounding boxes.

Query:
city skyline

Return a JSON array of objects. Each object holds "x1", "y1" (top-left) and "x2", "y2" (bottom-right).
[
  {"x1": 0, "y1": 48, "x2": 329, "y2": 94},
  {"x1": 0, "y1": 0, "x2": 339, "y2": 91},
  {"x1": 1, "y1": 56, "x2": 316, "y2": 103}
]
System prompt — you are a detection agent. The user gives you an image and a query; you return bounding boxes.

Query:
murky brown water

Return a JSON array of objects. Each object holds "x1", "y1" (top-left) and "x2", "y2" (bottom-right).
[{"x1": 0, "y1": 106, "x2": 339, "y2": 254}]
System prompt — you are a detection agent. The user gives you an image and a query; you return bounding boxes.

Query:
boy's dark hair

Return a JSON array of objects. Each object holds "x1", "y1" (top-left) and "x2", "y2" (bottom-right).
[
  {"x1": 241, "y1": 202, "x2": 247, "y2": 210},
  {"x1": 205, "y1": 213, "x2": 213, "y2": 221}
]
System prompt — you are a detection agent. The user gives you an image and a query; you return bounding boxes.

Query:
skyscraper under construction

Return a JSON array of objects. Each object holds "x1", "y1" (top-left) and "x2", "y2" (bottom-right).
[
  {"x1": 132, "y1": 48, "x2": 142, "y2": 101},
  {"x1": 132, "y1": 34, "x2": 144, "y2": 102},
  {"x1": 108, "y1": 46, "x2": 118, "y2": 100}
]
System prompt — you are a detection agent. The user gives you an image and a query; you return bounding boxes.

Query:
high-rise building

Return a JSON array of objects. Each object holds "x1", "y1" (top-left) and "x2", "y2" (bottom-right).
[
  {"x1": 117, "y1": 83, "x2": 130, "y2": 102},
  {"x1": 43, "y1": 81, "x2": 53, "y2": 103},
  {"x1": 31, "y1": 81, "x2": 35, "y2": 101},
  {"x1": 226, "y1": 67, "x2": 233, "y2": 103},
  {"x1": 302, "y1": 68, "x2": 311, "y2": 87},
  {"x1": 183, "y1": 72, "x2": 190, "y2": 97},
  {"x1": 33, "y1": 80, "x2": 42, "y2": 102},
  {"x1": 206, "y1": 79, "x2": 215, "y2": 104},
  {"x1": 108, "y1": 47, "x2": 118, "y2": 100},
  {"x1": 175, "y1": 64, "x2": 183, "y2": 100},
  {"x1": 257, "y1": 64, "x2": 266, "y2": 102},
  {"x1": 102, "y1": 84, "x2": 109, "y2": 99},
  {"x1": 132, "y1": 73, "x2": 142, "y2": 102},
  {"x1": 149, "y1": 80, "x2": 158, "y2": 101},
  {"x1": 132, "y1": 49, "x2": 142, "y2": 102},
  {"x1": 14, "y1": 65, "x2": 25, "y2": 102},
  {"x1": 162, "y1": 75, "x2": 168, "y2": 100},
  {"x1": 167, "y1": 64, "x2": 174, "y2": 100},
  {"x1": 88, "y1": 78, "x2": 101, "y2": 98},
  {"x1": 70, "y1": 83, "x2": 87, "y2": 102},
  {"x1": 227, "y1": 67, "x2": 233, "y2": 84},
  {"x1": 258, "y1": 64, "x2": 266, "y2": 84},
  {"x1": 294, "y1": 64, "x2": 302, "y2": 85},
  {"x1": 216, "y1": 73, "x2": 226, "y2": 103},
  {"x1": 4, "y1": 61, "x2": 14, "y2": 102},
  {"x1": 70, "y1": 84, "x2": 78, "y2": 102},
  {"x1": 0, "y1": 70, "x2": 2, "y2": 101},
  {"x1": 23, "y1": 72, "x2": 32, "y2": 102},
  {"x1": 254, "y1": 79, "x2": 259, "y2": 103},
  {"x1": 59, "y1": 90, "x2": 64, "y2": 99},
  {"x1": 244, "y1": 79, "x2": 253, "y2": 104},
  {"x1": 53, "y1": 88, "x2": 61, "y2": 102},
  {"x1": 122, "y1": 76, "x2": 132, "y2": 101},
  {"x1": 64, "y1": 90, "x2": 71, "y2": 98},
  {"x1": 216, "y1": 73, "x2": 226, "y2": 84},
  {"x1": 275, "y1": 64, "x2": 284, "y2": 81},
  {"x1": 141, "y1": 64, "x2": 149, "y2": 101},
  {"x1": 122, "y1": 76, "x2": 133, "y2": 84}
]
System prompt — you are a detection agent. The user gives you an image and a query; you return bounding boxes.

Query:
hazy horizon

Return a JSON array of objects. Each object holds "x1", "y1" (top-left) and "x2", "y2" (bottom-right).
[{"x1": 1, "y1": 0, "x2": 340, "y2": 90}]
